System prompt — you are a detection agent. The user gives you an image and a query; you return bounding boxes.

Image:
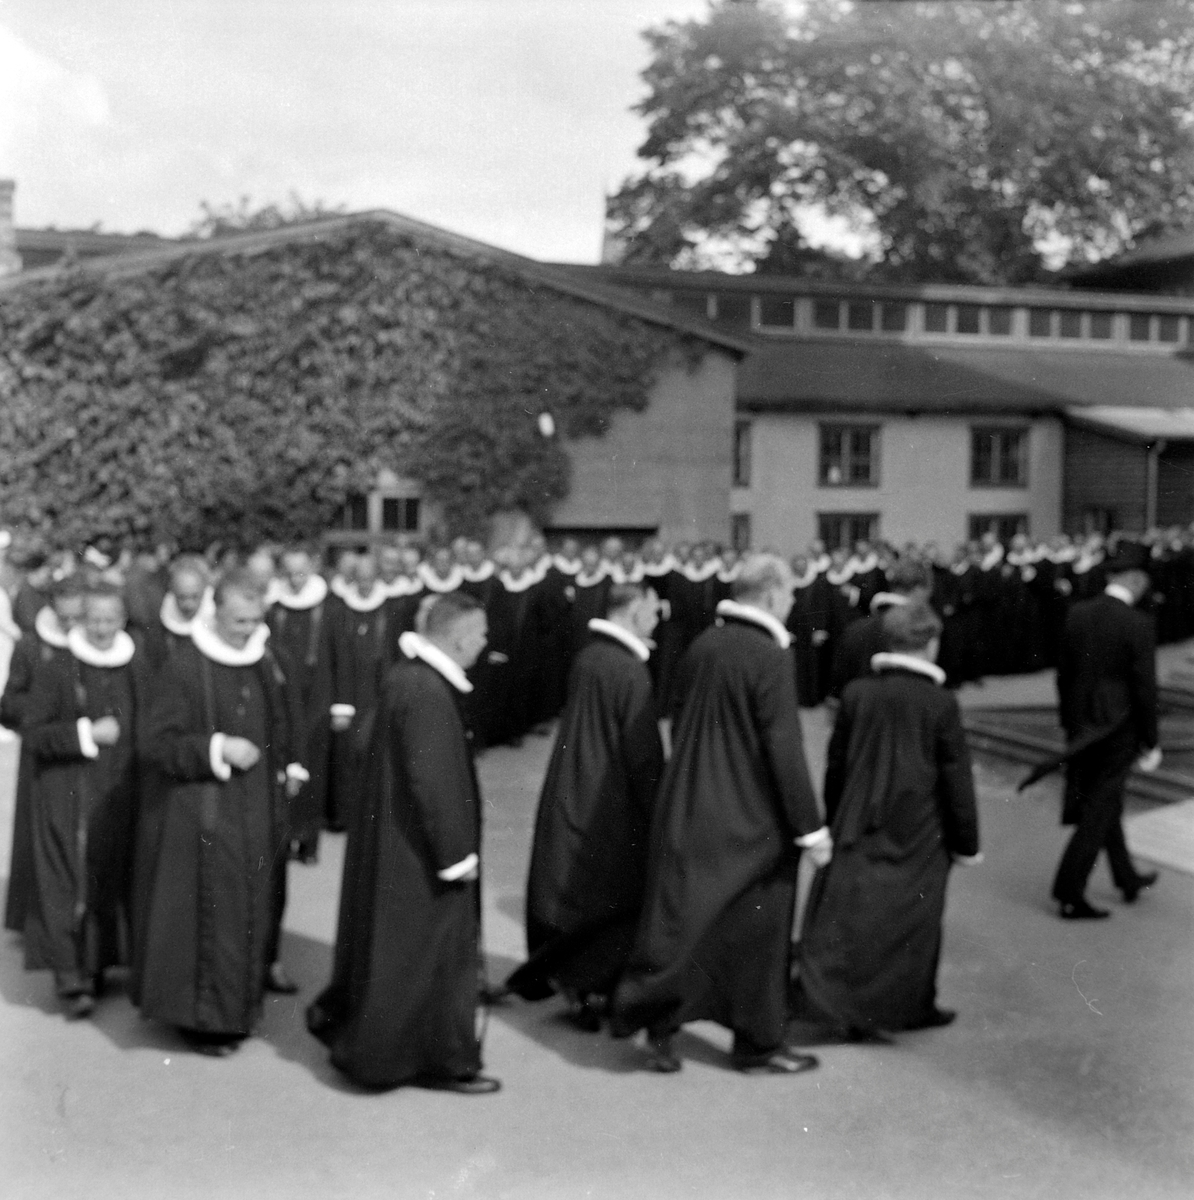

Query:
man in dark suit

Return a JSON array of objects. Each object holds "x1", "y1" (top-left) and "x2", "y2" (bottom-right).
[{"x1": 1052, "y1": 567, "x2": 1160, "y2": 919}]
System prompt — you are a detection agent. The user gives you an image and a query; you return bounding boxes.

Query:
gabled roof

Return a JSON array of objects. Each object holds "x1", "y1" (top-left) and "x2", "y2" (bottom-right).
[
  {"x1": 1066, "y1": 406, "x2": 1194, "y2": 443},
  {"x1": 738, "y1": 339, "x2": 1194, "y2": 415},
  {"x1": 0, "y1": 210, "x2": 753, "y2": 355}
]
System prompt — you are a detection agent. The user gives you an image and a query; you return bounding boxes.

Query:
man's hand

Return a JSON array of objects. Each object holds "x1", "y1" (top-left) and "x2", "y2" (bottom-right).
[
  {"x1": 805, "y1": 835, "x2": 833, "y2": 870},
  {"x1": 221, "y1": 737, "x2": 261, "y2": 771},
  {"x1": 91, "y1": 716, "x2": 121, "y2": 745},
  {"x1": 1138, "y1": 746, "x2": 1162, "y2": 773}
]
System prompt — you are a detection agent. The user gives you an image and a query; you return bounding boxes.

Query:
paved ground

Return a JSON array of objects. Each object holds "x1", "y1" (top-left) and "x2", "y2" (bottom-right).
[{"x1": 1, "y1": 711, "x2": 1192, "y2": 1200}]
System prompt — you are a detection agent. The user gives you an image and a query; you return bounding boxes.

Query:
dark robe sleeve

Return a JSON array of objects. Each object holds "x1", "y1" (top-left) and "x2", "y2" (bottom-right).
[
  {"x1": 620, "y1": 665, "x2": 664, "y2": 817},
  {"x1": 1129, "y1": 614, "x2": 1159, "y2": 749},
  {"x1": 140, "y1": 659, "x2": 222, "y2": 782},
  {"x1": 935, "y1": 696, "x2": 980, "y2": 857},
  {"x1": 0, "y1": 638, "x2": 37, "y2": 730},
  {"x1": 22, "y1": 661, "x2": 88, "y2": 763},
  {"x1": 822, "y1": 692, "x2": 853, "y2": 828},
  {"x1": 392, "y1": 675, "x2": 477, "y2": 874},
  {"x1": 1056, "y1": 609, "x2": 1078, "y2": 735},
  {"x1": 754, "y1": 647, "x2": 823, "y2": 837}
]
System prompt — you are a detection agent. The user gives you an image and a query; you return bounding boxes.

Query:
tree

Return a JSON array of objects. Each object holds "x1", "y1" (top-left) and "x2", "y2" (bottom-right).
[
  {"x1": 609, "y1": 0, "x2": 1194, "y2": 282},
  {"x1": 188, "y1": 192, "x2": 345, "y2": 238}
]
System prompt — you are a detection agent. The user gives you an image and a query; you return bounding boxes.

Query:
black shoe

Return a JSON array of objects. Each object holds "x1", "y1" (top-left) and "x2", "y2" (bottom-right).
[
  {"x1": 907, "y1": 1008, "x2": 956, "y2": 1030},
  {"x1": 1121, "y1": 871, "x2": 1158, "y2": 903},
  {"x1": 265, "y1": 963, "x2": 299, "y2": 994},
  {"x1": 732, "y1": 1046, "x2": 820, "y2": 1075},
  {"x1": 416, "y1": 1073, "x2": 501, "y2": 1095},
  {"x1": 180, "y1": 1030, "x2": 242, "y2": 1057},
  {"x1": 1059, "y1": 899, "x2": 1111, "y2": 920},
  {"x1": 645, "y1": 1034, "x2": 682, "y2": 1073},
  {"x1": 65, "y1": 993, "x2": 95, "y2": 1020}
]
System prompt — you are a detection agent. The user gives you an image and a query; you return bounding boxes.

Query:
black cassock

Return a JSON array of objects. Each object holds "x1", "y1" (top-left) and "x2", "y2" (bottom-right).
[
  {"x1": 611, "y1": 612, "x2": 822, "y2": 1052},
  {"x1": 136, "y1": 635, "x2": 293, "y2": 1035},
  {"x1": 309, "y1": 646, "x2": 484, "y2": 1087},
  {"x1": 22, "y1": 635, "x2": 143, "y2": 994},
  {"x1": 507, "y1": 628, "x2": 664, "y2": 1002},
  {"x1": 796, "y1": 661, "x2": 979, "y2": 1033}
]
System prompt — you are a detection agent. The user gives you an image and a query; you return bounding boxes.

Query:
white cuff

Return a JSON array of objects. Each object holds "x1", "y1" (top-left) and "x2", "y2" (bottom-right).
[
  {"x1": 209, "y1": 733, "x2": 232, "y2": 781},
  {"x1": 286, "y1": 762, "x2": 311, "y2": 783},
  {"x1": 953, "y1": 852, "x2": 984, "y2": 867},
  {"x1": 76, "y1": 718, "x2": 100, "y2": 759},
  {"x1": 437, "y1": 852, "x2": 478, "y2": 882},
  {"x1": 330, "y1": 704, "x2": 356, "y2": 719},
  {"x1": 795, "y1": 826, "x2": 831, "y2": 849}
]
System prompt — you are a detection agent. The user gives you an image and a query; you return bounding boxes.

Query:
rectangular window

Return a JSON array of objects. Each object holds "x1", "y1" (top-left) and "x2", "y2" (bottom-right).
[
  {"x1": 968, "y1": 513, "x2": 1029, "y2": 543},
  {"x1": 733, "y1": 420, "x2": 752, "y2": 487},
  {"x1": 673, "y1": 292, "x2": 711, "y2": 320},
  {"x1": 1089, "y1": 311, "x2": 1113, "y2": 339},
  {"x1": 1029, "y1": 308, "x2": 1053, "y2": 337},
  {"x1": 813, "y1": 299, "x2": 842, "y2": 330},
  {"x1": 731, "y1": 513, "x2": 752, "y2": 553},
  {"x1": 880, "y1": 302, "x2": 907, "y2": 332},
  {"x1": 971, "y1": 427, "x2": 1029, "y2": 487},
  {"x1": 338, "y1": 494, "x2": 369, "y2": 531},
  {"x1": 758, "y1": 296, "x2": 794, "y2": 327},
  {"x1": 817, "y1": 512, "x2": 880, "y2": 552},
  {"x1": 956, "y1": 304, "x2": 981, "y2": 335},
  {"x1": 847, "y1": 300, "x2": 875, "y2": 331},
  {"x1": 820, "y1": 424, "x2": 880, "y2": 487},
  {"x1": 1059, "y1": 310, "x2": 1082, "y2": 338},
  {"x1": 381, "y1": 497, "x2": 420, "y2": 532},
  {"x1": 924, "y1": 303, "x2": 949, "y2": 333},
  {"x1": 1158, "y1": 314, "x2": 1180, "y2": 343},
  {"x1": 1129, "y1": 313, "x2": 1152, "y2": 341},
  {"x1": 1082, "y1": 506, "x2": 1118, "y2": 535},
  {"x1": 715, "y1": 293, "x2": 751, "y2": 324},
  {"x1": 988, "y1": 306, "x2": 1013, "y2": 336}
]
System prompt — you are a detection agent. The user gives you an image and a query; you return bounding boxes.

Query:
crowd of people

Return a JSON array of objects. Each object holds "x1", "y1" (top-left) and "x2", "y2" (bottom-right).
[{"x1": 0, "y1": 521, "x2": 1171, "y2": 1090}]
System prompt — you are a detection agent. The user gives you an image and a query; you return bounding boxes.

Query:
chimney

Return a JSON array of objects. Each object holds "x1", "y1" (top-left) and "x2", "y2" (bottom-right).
[
  {"x1": 0, "y1": 180, "x2": 21, "y2": 277},
  {"x1": 599, "y1": 192, "x2": 627, "y2": 266}
]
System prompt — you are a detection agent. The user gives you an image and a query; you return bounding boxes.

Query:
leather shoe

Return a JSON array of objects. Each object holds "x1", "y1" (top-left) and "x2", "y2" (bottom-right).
[
  {"x1": 417, "y1": 1073, "x2": 501, "y2": 1095},
  {"x1": 65, "y1": 993, "x2": 95, "y2": 1020},
  {"x1": 1121, "y1": 871, "x2": 1158, "y2": 903},
  {"x1": 1059, "y1": 899, "x2": 1111, "y2": 920},
  {"x1": 265, "y1": 962, "x2": 299, "y2": 994},
  {"x1": 646, "y1": 1034, "x2": 682, "y2": 1073},
  {"x1": 907, "y1": 1008, "x2": 956, "y2": 1030},
  {"x1": 732, "y1": 1047, "x2": 820, "y2": 1075}
]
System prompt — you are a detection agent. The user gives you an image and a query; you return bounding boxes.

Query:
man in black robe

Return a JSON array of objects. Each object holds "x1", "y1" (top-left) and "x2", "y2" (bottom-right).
[
  {"x1": 2, "y1": 580, "x2": 84, "y2": 934},
  {"x1": 611, "y1": 554, "x2": 832, "y2": 1075},
  {"x1": 23, "y1": 583, "x2": 144, "y2": 1018},
  {"x1": 506, "y1": 582, "x2": 665, "y2": 1028},
  {"x1": 142, "y1": 555, "x2": 211, "y2": 672},
  {"x1": 307, "y1": 592, "x2": 500, "y2": 1094},
  {"x1": 136, "y1": 571, "x2": 304, "y2": 1054},
  {"x1": 1051, "y1": 567, "x2": 1160, "y2": 919},
  {"x1": 794, "y1": 602, "x2": 981, "y2": 1036}
]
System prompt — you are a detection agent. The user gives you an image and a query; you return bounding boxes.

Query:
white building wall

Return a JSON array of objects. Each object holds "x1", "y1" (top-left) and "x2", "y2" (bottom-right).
[{"x1": 736, "y1": 412, "x2": 1064, "y2": 556}]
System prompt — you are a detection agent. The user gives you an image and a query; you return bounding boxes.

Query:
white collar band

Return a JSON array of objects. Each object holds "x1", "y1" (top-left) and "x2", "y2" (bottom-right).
[
  {"x1": 1105, "y1": 583, "x2": 1135, "y2": 607},
  {"x1": 271, "y1": 575, "x2": 328, "y2": 611},
  {"x1": 398, "y1": 630, "x2": 473, "y2": 693},
  {"x1": 587, "y1": 618, "x2": 651, "y2": 662},
  {"x1": 419, "y1": 563, "x2": 465, "y2": 593},
  {"x1": 161, "y1": 588, "x2": 214, "y2": 635},
  {"x1": 716, "y1": 599, "x2": 791, "y2": 649},
  {"x1": 575, "y1": 565, "x2": 608, "y2": 588},
  {"x1": 384, "y1": 575, "x2": 423, "y2": 598},
  {"x1": 460, "y1": 562, "x2": 495, "y2": 583},
  {"x1": 870, "y1": 592, "x2": 912, "y2": 613},
  {"x1": 35, "y1": 606, "x2": 70, "y2": 649},
  {"x1": 870, "y1": 652, "x2": 946, "y2": 685},
  {"x1": 192, "y1": 617, "x2": 269, "y2": 666},
  {"x1": 679, "y1": 559, "x2": 721, "y2": 583},
  {"x1": 68, "y1": 626, "x2": 136, "y2": 668},
  {"x1": 340, "y1": 584, "x2": 389, "y2": 613}
]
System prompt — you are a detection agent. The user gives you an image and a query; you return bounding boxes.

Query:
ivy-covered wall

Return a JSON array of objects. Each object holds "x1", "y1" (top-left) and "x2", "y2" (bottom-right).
[{"x1": 0, "y1": 221, "x2": 693, "y2": 549}]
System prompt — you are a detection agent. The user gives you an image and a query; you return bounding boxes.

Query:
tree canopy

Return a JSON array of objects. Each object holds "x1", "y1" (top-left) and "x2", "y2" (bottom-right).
[
  {"x1": 609, "y1": 0, "x2": 1194, "y2": 282},
  {"x1": 0, "y1": 222, "x2": 680, "y2": 550}
]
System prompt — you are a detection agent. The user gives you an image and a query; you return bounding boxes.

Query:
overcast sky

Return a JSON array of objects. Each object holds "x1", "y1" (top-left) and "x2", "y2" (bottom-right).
[{"x1": 0, "y1": 0, "x2": 722, "y2": 262}]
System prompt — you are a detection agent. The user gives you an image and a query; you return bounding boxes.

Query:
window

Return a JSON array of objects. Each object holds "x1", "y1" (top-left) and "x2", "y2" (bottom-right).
[
  {"x1": 971, "y1": 427, "x2": 1029, "y2": 487},
  {"x1": 813, "y1": 299, "x2": 842, "y2": 330},
  {"x1": 733, "y1": 420, "x2": 752, "y2": 487},
  {"x1": 1082, "y1": 506, "x2": 1118, "y2": 535},
  {"x1": 847, "y1": 300, "x2": 875, "y2": 331},
  {"x1": 956, "y1": 304, "x2": 981, "y2": 335},
  {"x1": 968, "y1": 513, "x2": 1028, "y2": 543},
  {"x1": 1059, "y1": 310, "x2": 1082, "y2": 338},
  {"x1": 817, "y1": 512, "x2": 880, "y2": 552},
  {"x1": 381, "y1": 497, "x2": 420, "y2": 532},
  {"x1": 1129, "y1": 313, "x2": 1151, "y2": 341},
  {"x1": 1089, "y1": 312, "x2": 1113, "y2": 339},
  {"x1": 988, "y1": 306, "x2": 1013, "y2": 336},
  {"x1": 731, "y1": 513, "x2": 752, "y2": 553},
  {"x1": 673, "y1": 292, "x2": 711, "y2": 320},
  {"x1": 1029, "y1": 308, "x2": 1053, "y2": 337},
  {"x1": 880, "y1": 302, "x2": 907, "y2": 332},
  {"x1": 820, "y1": 424, "x2": 879, "y2": 487},
  {"x1": 1158, "y1": 315, "x2": 1181, "y2": 343},
  {"x1": 715, "y1": 293, "x2": 751, "y2": 324},
  {"x1": 924, "y1": 303, "x2": 949, "y2": 333},
  {"x1": 336, "y1": 494, "x2": 369, "y2": 531},
  {"x1": 759, "y1": 296, "x2": 794, "y2": 327}
]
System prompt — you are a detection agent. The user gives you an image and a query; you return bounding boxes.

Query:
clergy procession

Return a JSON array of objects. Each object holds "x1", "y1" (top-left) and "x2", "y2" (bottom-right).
[{"x1": 0, "y1": 520, "x2": 1172, "y2": 1094}]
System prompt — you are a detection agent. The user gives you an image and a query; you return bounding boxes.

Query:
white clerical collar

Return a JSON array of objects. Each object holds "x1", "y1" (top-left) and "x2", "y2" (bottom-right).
[
  {"x1": 715, "y1": 599, "x2": 791, "y2": 649},
  {"x1": 192, "y1": 617, "x2": 269, "y2": 666},
  {"x1": 67, "y1": 626, "x2": 135, "y2": 668},
  {"x1": 398, "y1": 630, "x2": 473, "y2": 693},
  {"x1": 717, "y1": 562, "x2": 743, "y2": 584},
  {"x1": 979, "y1": 545, "x2": 1005, "y2": 571},
  {"x1": 811, "y1": 554, "x2": 831, "y2": 574},
  {"x1": 587, "y1": 618, "x2": 650, "y2": 662},
  {"x1": 500, "y1": 566, "x2": 540, "y2": 592},
  {"x1": 826, "y1": 566, "x2": 854, "y2": 585},
  {"x1": 553, "y1": 555, "x2": 582, "y2": 576},
  {"x1": 610, "y1": 561, "x2": 646, "y2": 585},
  {"x1": 329, "y1": 575, "x2": 350, "y2": 598},
  {"x1": 679, "y1": 559, "x2": 721, "y2": 583},
  {"x1": 870, "y1": 592, "x2": 912, "y2": 613},
  {"x1": 641, "y1": 555, "x2": 678, "y2": 577},
  {"x1": 384, "y1": 575, "x2": 423, "y2": 597},
  {"x1": 272, "y1": 574, "x2": 328, "y2": 611},
  {"x1": 35, "y1": 606, "x2": 70, "y2": 648},
  {"x1": 1073, "y1": 550, "x2": 1104, "y2": 574},
  {"x1": 340, "y1": 584, "x2": 388, "y2": 612},
  {"x1": 848, "y1": 553, "x2": 879, "y2": 575},
  {"x1": 575, "y1": 565, "x2": 608, "y2": 588},
  {"x1": 460, "y1": 561, "x2": 495, "y2": 583},
  {"x1": 160, "y1": 590, "x2": 208, "y2": 636},
  {"x1": 1105, "y1": 583, "x2": 1135, "y2": 607},
  {"x1": 791, "y1": 564, "x2": 819, "y2": 589},
  {"x1": 419, "y1": 563, "x2": 465, "y2": 593},
  {"x1": 1047, "y1": 546, "x2": 1077, "y2": 564},
  {"x1": 871, "y1": 652, "x2": 946, "y2": 685}
]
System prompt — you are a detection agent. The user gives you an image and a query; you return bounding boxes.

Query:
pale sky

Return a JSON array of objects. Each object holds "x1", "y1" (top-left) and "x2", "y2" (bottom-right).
[{"x1": 0, "y1": 0, "x2": 725, "y2": 263}]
